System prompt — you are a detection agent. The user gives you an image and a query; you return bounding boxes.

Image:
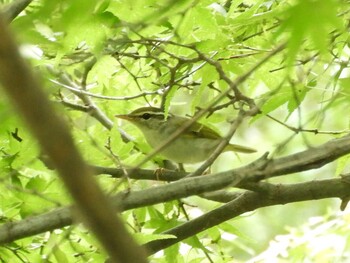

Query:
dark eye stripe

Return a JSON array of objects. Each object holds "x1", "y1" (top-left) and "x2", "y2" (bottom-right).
[{"x1": 133, "y1": 112, "x2": 165, "y2": 120}]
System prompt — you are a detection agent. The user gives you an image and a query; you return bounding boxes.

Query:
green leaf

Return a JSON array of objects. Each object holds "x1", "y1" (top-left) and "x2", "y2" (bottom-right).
[
  {"x1": 53, "y1": 246, "x2": 69, "y2": 263},
  {"x1": 25, "y1": 176, "x2": 48, "y2": 192},
  {"x1": 286, "y1": 85, "x2": 308, "y2": 114},
  {"x1": 88, "y1": 55, "x2": 119, "y2": 89},
  {"x1": 0, "y1": 152, "x2": 18, "y2": 169},
  {"x1": 164, "y1": 243, "x2": 181, "y2": 263},
  {"x1": 256, "y1": 84, "x2": 309, "y2": 120},
  {"x1": 276, "y1": 0, "x2": 344, "y2": 65},
  {"x1": 163, "y1": 86, "x2": 177, "y2": 119},
  {"x1": 336, "y1": 154, "x2": 350, "y2": 176},
  {"x1": 184, "y1": 235, "x2": 210, "y2": 251},
  {"x1": 191, "y1": 64, "x2": 219, "y2": 113},
  {"x1": 258, "y1": 87, "x2": 292, "y2": 115}
]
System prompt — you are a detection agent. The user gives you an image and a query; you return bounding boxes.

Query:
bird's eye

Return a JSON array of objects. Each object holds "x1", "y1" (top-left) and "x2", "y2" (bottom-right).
[{"x1": 141, "y1": 113, "x2": 151, "y2": 120}]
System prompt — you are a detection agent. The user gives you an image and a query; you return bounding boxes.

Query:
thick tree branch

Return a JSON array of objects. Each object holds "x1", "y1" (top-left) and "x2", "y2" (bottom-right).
[
  {"x1": 0, "y1": 17, "x2": 147, "y2": 263},
  {"x1": 145, "y1": 175, "x2": 350, "y2": 254},
  {"x1": 253, "y1": 135, "x2": 350, "y2": 180},
  {"x1": 92, "y1": 165, "x2": 187, "y2": 181},
  {"x1": 2, "y1": 173, "x2": 350, "y2": 249},
  {"x1": 1, "y1": 135, "x2": 350, "y2": 244},
  {"x1": 92, "y1": 134, "x2": 350, "y2": 184}
]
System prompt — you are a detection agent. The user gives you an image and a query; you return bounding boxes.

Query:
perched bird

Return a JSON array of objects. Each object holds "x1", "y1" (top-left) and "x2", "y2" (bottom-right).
[{"x1": 116, "y1": 107, "x2": 256, "y2": 164}]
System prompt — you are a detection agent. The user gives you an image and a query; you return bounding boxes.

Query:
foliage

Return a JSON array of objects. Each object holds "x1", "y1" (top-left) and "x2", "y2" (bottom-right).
[{"x1": 0, "y1": 0, "x2": 350, "y2": 262}]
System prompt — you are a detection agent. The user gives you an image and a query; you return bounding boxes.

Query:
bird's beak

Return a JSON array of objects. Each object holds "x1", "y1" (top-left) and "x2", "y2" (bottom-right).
[{"x1": 115, "y1": 114, "x2": 132, "y2": 121}]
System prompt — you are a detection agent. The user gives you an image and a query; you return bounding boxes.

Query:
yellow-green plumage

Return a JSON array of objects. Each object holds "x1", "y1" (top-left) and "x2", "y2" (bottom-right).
[{"x1": 116, "y1": 107, "x2": 256, "y2": 163}]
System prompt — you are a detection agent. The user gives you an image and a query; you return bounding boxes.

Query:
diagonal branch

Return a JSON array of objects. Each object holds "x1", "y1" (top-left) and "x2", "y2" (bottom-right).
[
  {"x1": 0, "y1": 16, "x2": 147, "y2": 263},
  {"x1": 2, "y1": 0, "x2": 33, "y2": 22}
]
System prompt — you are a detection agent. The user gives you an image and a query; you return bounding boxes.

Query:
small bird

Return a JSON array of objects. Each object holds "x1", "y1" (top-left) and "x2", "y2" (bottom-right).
[{"x1": 115, "y1": 107, "x2": 256, "y2": 164}]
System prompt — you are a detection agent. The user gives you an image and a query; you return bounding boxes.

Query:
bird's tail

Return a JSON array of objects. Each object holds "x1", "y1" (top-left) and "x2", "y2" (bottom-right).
[{"x1": 225, "y1": 144, "x2": 257, "y2": 153}]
